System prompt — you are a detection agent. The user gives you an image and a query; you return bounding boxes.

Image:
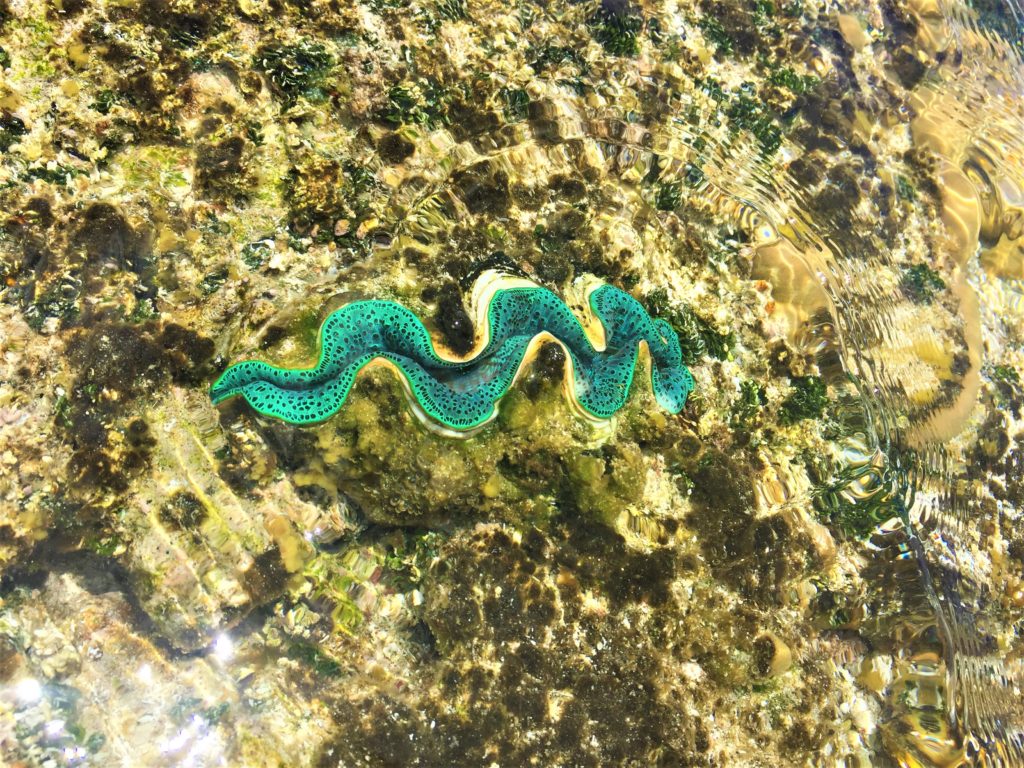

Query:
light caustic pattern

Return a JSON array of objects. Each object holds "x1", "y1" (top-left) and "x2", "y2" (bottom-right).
[
  {"x1": 372, "y1": 1, "x2": 1024, "y2": 761},
  {"x1": 210, "y1": 282, "x2": 694, "y2": 431}
]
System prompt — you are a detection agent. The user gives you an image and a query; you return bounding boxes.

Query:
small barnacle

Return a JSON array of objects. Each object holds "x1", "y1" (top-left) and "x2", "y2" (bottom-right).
[
  {"x1": 377, "y1": 131, "x2": 415, "y2": 163},
  {"x1": 200, "y1": 266, "x2": 229, "y2": 295},
  {"x1": 240, "y1": 240, "x2": 274, "y2": 269},
  {"x1": 451, "y1": 161, "x2": 512, "y2": 216},
  {"x1": 69, "y1": 202, "x2": 152, "y2": 277}
]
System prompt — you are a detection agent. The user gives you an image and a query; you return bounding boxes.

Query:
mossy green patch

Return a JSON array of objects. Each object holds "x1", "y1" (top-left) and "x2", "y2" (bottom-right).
[
  {"x1": 655, "y1": 181, "x2": 683, "y2": 211},
  {"x1": 500, "y1": 87, "x2": 530, "y2": 122},
  {"x1": 255, "y1": 41, "x2": 334, "y2": 105},
  {"x1": 895, "y1": 174, "x2": 917, "y2": 201},
  {"x1": 811, "y1": 472, "x2": 903, "y2": 539},
  {"x1": 436, "y1": 0, "x2": 467, "y2": 21},
  {"x1": 992, "y1": 364, "x2": 1020, "y2": 384},
  {"x1": 700, "y1": 17, "x2": 734, "y2": 55},
  {"x1": 647, "y1": 289, "x2": 734, "y2": 364},
  {"x1": 780, "y1": 376, "x2": 828, "y2": 424},
  {"x1": 726, "y1": 93, "x2": 783, "y2": 155},
  {"x1": 900, "y1": 263, "x2": 946, "y2": 304},
  {"x1": 731, "y1": 380, "x2": 766, "y2": 428},
  {"x1": 589, "y1": 10, "x2": 643, "y2": 57},
  {"x1": 767, "y1": 67, "x2": 818, "y2": 94},
  {"x1": 382, "y1": 79, "x2": 453, "y2": 128},
  {"x1": 529, "y1": 43, "x2": 589, "y2": 74},
  {"x1": 0, "y1": 113, "x2": 27, "y2": 151}
]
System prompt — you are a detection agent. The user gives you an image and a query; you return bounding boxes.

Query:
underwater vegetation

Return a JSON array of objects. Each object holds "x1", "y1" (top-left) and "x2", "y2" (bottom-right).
[
  {"x1": 211, "y1": 274, "x2": 694, "y2": 431},
  {"x1": 3, "y1": 0, "x2": 1024, "y2": 761}
]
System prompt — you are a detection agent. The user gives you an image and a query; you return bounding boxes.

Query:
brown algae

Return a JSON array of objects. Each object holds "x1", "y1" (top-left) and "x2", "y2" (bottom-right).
[{"x1": 0, "y1": 0, "x2": 1022, "y2": 765}]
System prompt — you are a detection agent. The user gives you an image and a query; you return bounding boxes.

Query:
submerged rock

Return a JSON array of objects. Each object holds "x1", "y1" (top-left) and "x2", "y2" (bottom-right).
[{"x1": 0, "y1": 0, "x2": 1022, "y2": 762}]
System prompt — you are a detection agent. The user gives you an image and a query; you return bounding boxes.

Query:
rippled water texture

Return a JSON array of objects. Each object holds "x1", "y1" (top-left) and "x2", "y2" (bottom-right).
[
  {"x1": 384, "y1": 0, "x2": 1024, "y2": 761},
  {"x1": 1, "y1": 0, "x2": 1024, "y2": 765}
]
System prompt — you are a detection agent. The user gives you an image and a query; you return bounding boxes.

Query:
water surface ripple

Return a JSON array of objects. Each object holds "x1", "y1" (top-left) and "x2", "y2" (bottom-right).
[{"x1": 379, "y1": 0, "x2": 1024, "y2": 760}]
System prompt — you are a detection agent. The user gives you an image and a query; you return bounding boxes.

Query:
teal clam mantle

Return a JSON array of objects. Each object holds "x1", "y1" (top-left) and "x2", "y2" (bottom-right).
[{"x1": 210, "y1": 280, "x2": 694, "y2": 431}]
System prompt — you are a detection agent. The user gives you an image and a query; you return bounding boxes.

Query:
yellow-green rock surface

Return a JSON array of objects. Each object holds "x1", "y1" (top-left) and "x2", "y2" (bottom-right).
[{"x1": 1, "y1": 0, "x2": 1022, "y2": 764}]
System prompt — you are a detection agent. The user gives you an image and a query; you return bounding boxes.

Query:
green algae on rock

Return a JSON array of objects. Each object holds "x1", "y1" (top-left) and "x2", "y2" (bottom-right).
[
  {"x1": 3, "y1": 0, "x2": 1024, "y2": 761},
  {"x1": 210, "y1": 273, "x2": 694, "y2": 432}
]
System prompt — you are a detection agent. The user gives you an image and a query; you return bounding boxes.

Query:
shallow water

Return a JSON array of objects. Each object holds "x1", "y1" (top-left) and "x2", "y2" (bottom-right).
[{"x1": 0, "y1": 0, "x2": 1023, "y2": 765}]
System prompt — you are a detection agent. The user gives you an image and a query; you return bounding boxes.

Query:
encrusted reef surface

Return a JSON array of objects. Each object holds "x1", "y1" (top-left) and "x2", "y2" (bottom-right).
[{"x1": 1, "y1": 0, "x2": 1023, "y2": 765}]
